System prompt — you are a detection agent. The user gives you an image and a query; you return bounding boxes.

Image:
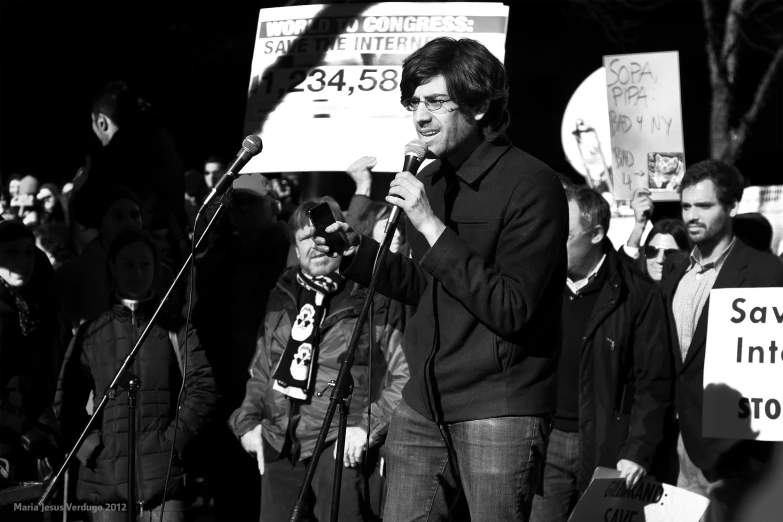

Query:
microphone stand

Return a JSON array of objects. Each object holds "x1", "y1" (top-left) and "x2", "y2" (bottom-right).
[
  {"x1": 127, "y1": 375, "x2": 140, "y2": 522},
  {"x1": 38, "y1": 188, "x2": 236, "y2": 517},
  {"x1": 289, "y1": 214, "x2": 400, "y2": 522}
]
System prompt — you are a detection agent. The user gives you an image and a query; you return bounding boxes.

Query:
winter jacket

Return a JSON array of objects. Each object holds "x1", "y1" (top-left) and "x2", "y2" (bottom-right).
[
  {"x1": 75, "y1": 124, "x2": 187, "y2": 235},
  {"x1": 0, "y1": 249, "x2": 60, "y2": 475},
  {"x1": 341, "y1": 140, "x2": 569, "y2": 423},
  {"x1": 54, "y1": 298, "x2": 217, "y2": 507},
  {"x1": 571, "y1": 243, "x2": 675, "y2": 491},
  {"x1": 229, "y1": 266, "x2": 409, "y2": 460}
]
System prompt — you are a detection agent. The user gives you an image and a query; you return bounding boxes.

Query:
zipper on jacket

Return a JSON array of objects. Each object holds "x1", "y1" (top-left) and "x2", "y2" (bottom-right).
[{"x1": 129, "y1": 311, "x2": 146, "y2": 511}]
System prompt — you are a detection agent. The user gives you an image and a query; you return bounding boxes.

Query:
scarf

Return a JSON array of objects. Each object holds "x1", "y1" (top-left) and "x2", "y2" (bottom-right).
[
  {"x1": 272, "y1": 269, "x2": 345, "y2": 400},
  {"x1": 0, "y1": 278, "x2": 40, "y2": 336}
]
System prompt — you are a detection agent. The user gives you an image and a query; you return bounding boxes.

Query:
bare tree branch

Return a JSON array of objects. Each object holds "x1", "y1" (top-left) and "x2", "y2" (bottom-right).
[
  {"x1": 721, "y1": 0, "x2": 745, "y2": 85},
  {"x1": 742, "y1": 0, "x2": 783, "y2": 20},
  {"x1": 701, "y1": 0, "x2": 724, "y2": 86},
  {"x1": 732, "y1": 43, "x2": 783, "y2": 155},
  {"x1": 735, "y1": 23, "x2": 781, "y2": 57},
  {"x1": 732, "y1": 0, "x2": 783, "y2": 53}
]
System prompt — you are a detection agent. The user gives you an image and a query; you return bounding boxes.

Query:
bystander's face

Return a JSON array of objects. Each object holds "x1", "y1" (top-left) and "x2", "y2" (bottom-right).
[
  {"x1": 566, "y1": 200, "x2": 601, "y2": 276},
  {"x1": 101, "y1": 199, "x2": 143, "y2": 247},
  {"x1": 681, "y1": 179, "x2": 737, "y2": 247},
  {"x1": 411, "y1": 75, "x2": 484, "y2": 164},
  {"x1": 0, "y1": 237, "x2": 36, "y2": 288},
  {"x1": 644, "y1": 233, "x2": 680, "y2": 281},
  {"x1": 110, "y1": 241, "x2": 155, "y2": 299},
  {"x1": 38, "y1": 188, "x2": 56, "y2": 212},
  {"x1": 294, "y1": 227, "x2": 341, "y2": 277},
  {"x1": 204, "y1": 162, "x2": 225, "y2": 189},
  {"x1": 8, "y1": 179, "x2": 20, "y2": 197}
]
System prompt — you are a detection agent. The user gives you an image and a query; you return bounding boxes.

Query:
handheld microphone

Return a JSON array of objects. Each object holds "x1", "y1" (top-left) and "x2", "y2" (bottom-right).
[
  {"x1": 385, "y1": 139, "x2": 428, "y2": 234},
  {"x1": 198, "y1": 135, "x2": 263, "y2": 213}
]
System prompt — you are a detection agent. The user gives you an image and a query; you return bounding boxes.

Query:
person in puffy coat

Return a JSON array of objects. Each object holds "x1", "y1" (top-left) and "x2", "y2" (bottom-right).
[{"x1": 55, "y1": 230, "x2": 217, "y2": 521}]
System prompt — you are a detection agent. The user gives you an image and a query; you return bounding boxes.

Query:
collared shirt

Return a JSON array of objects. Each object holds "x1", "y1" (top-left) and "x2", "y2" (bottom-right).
[
  {"x1": 672, "y1": 236, "x2": 736, "y2": 360},
  {"x1": 566, "y1": 254, "x2": 606, "y2": 295}
]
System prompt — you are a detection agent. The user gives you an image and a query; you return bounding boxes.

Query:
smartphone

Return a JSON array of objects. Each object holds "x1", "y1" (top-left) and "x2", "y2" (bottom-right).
[{"x1": 308, "y1": 202, "x2": 347, "y2": 252}]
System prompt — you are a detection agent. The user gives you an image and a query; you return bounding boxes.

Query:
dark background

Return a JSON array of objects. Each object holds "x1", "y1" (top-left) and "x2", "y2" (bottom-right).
[{"x1": 1, "y1": 0, "x2": 781, "y2": 204}]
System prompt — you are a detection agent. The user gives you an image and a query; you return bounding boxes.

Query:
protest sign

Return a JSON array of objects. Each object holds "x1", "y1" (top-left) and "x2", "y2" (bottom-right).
[
  {"x1": 242, "y1": 2, "x2": 509, "y2": 174},
  {"x1": 703, "y1": 287, "x2": 783, "y2": 441},
  {"x1": 603, "y1": 51, "x2": 686, "y2": 202},
  {"x1": 568, "y1": 467, "x2": 709, "y2": 522}
]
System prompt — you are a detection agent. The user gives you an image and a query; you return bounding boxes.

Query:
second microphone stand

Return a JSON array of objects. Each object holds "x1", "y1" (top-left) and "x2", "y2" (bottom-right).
[
  {"x1": 290, "y1": 217, "x2": 399, "y2": 522},
  {"x1": 38, "y1": 189, "x2": 236, "y2": 521}
]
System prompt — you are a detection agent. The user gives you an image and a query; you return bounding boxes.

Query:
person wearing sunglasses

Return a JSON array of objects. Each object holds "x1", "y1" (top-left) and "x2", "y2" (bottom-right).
[{"x1": 621, "y1": 189, "x2": 690, "y2": 281}]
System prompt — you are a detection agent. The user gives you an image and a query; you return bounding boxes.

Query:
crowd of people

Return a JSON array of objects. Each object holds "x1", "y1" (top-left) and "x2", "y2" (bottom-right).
[{"x1": 2, "y1": 37, "x2": 783, "y2": 522}]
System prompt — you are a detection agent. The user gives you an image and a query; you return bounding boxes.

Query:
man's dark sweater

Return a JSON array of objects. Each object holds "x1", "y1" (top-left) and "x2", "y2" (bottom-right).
[
  {"x1": 341, "y1": 140, "x2": 569, "y2": 423},
  {"x1": 556, "y1": 262, "x2": 607, "y2": 432}
]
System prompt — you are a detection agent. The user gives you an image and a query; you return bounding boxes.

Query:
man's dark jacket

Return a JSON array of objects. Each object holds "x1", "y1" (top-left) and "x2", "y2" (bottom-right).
[
  {"x1": 342, "y1": 140, "x2": 569, "y2": 422},
  {"x1": 661, "y1": 239, "x2": 783, "y2": 480},
  {"x1": 76, "y1": 124, "x2": 186, "y2": 233},
  {"x1": 573, "y1": 242, "x2": 674, "y2": 491}
]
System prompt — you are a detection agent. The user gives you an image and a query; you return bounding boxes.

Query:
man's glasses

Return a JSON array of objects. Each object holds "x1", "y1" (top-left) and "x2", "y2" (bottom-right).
[
  {"x1": 644, "y1": 246, "x2": 679, "y2": 259},
  {"x1": 401, "y1": 97, "x2": 454, "y2": 113}
]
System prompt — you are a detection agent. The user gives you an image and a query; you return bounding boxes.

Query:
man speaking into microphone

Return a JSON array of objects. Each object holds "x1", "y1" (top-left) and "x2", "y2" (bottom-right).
[{"x1": 311, "y1": 37, "x2": 568, "y2": 522}]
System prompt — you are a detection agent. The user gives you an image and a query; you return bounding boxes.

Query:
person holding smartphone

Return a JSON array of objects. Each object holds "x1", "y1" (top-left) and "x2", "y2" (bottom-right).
[
  {"x1": 310, "y1": 37, "x2": 568, "y2": 522},
  {"x1": 230, "y1": 197, "x2": 409, "y2": 522}
]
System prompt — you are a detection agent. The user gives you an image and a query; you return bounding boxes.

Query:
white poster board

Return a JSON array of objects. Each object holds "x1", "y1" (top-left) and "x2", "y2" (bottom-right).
[
  {"x1": 561, "y1": 67, "x2": 613, "y2": 193},
  {"x1": 242, "y1": 2, "x2": 509, "y2": 174},
  {"x1": 603, "y1": 52, "x2": 686, "y2": 202},
  {"x1": 703, "y1": 287, "x2": 783, "y2": 441},
  {"x1": 568, "y1": 468, "x2": 709, "y2": 522}
]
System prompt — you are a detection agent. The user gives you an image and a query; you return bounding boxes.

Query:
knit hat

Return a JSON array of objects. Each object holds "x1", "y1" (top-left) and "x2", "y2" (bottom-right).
[
  {"x1": 233, "y1": 174, "x2": 275, "y2": 199},
  {"x1": 76, "y1": 184, "x2": 141, "y2": 230},
  {"x1": 0, "y1": 219, "x2": 34, "y2": 244},
  {"x1": 18, "y1": 175, "x2": 40, "y2": 195}
]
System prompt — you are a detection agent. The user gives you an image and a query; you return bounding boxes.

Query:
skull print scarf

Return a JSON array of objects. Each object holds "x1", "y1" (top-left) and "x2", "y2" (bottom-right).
[{"x1": 272, "y1": 269, "x2": 346, "y2": 400}]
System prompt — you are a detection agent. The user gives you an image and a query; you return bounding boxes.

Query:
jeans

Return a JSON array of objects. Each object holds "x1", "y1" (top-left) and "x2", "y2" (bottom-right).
[
  {"x1": 89, "y1": 500, "x2": 186, "y2": 522},
  {"x1": 261, "y1": 441, "x2": 371, "y2": 522},
  {"x1": 529, "y1": 428, "x2": 581, "y2": 522},
  {"x1": 383, "y1": 398, "x2": 551, "y2": 522}
]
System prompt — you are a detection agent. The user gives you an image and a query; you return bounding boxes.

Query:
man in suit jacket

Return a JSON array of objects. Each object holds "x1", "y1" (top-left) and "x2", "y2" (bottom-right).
[{"x1": 661, "y1": 160, "x2": 783, "y2": 522}]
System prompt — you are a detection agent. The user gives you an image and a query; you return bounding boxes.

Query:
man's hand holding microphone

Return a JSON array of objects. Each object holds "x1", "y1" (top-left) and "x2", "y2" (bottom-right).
[{"x1": 309, "y1": 139, "x2": 446, "y2": 255}]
